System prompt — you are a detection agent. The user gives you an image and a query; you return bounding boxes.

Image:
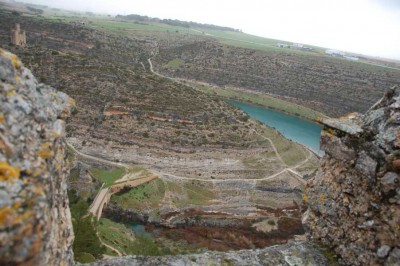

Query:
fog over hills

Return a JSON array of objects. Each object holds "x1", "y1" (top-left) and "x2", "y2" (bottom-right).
[{"x1": 18, "y1": 0, "x2": 400, "y2": 60}]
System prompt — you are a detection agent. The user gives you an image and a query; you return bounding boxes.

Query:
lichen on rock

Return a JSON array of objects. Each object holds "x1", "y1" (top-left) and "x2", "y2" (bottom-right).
[
  {"x1": 0, "y1": 49, "x2": 75, "y2": 265},
  {"x1": 306, "y1": 87, "x2": 400, "y2": 266}
]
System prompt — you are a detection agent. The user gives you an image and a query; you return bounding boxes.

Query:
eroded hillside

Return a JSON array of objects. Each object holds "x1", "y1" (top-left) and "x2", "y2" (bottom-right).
[{"x1": 153, "y1": 41, "x2": 400, "y2": 117}]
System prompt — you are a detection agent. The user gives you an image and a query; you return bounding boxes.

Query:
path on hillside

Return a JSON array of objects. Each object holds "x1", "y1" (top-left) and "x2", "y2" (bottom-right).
[
  {"x1": 147, "y1": 59, "x2": 311, "y2": 168},
  {"x1": 250, "y1": 128, "x2": 287, "y2": 166},
  {"x1": 67, "y1": 143, "x2": 129, "y2": 168},
  {"x1": 98, "y1": 232, "x2": 123, "y2": 256},
  {"x1": 153, "y1": 165, "x2": 306, "y2": 184},
  {"x1": 70, "y1": 141, "x2": 308, "y2": 187},
  {"x1": 146, "y1": 59, "x2": 312, "y2": 184},
  {"x1": 147, "y1": 58, "x2": 173, "y2": 80}
]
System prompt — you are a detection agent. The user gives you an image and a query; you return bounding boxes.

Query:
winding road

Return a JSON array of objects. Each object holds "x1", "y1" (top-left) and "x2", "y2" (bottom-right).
[{"x1": 67, "y1": 143, "x2": 129, "y2": 169}]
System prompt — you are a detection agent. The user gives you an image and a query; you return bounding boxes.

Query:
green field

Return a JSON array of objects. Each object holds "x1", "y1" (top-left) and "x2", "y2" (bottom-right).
[
  {"x1": 97, "y1": 218, "x2": 136, "y2": 256},
  {"x1": 97, "y1": 217, "x2": 169, "y2": 256},
  {"x1": 112, "y1": 178, "x2": 216, "y2": 210},
  {"x1": 164, "y1": 180, "x2": 216, "y2": 207},
  {"x1": 257, "y1": 126, "x2": 309, "y2": 166},
  {"x1": 89, "y1": 167, "x2": 125, "y2": 187},
  {"x1": 68, "y1": 190, "x2": 105, "y2": 263},
  {"x1": 89, "y1": 19, "x2": 201, "y2": 35},
  {"x1": 112, "y1": 178, "x2": 166, "y2": 209},
  {"x1": 190, "y1": 82, "x2": 327, "y2": 121},
  {"x1": 201, "y1": 29, "x2": 295, "y2": 53},
  {"x1": 13, "y1": 3, "x2": 399, "y2": 72},
  {"x1": 165, "y1": 58, "x2": 184, "y2": 69},
  {"x1": 180, "y1": 181, "x2": 216, "y2": 206},
  {"x1": 97, "y1": 218, "x2": 200, "y2": 256}
]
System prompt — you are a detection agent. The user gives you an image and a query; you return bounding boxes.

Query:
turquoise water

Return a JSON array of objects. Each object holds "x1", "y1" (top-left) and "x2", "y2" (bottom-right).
[
  {"x1": 228, "y1": 100, "x2": 323, "y2": 154},
  {"x1": 130, "y1": 223, "x2": 152, "y2": 238}
]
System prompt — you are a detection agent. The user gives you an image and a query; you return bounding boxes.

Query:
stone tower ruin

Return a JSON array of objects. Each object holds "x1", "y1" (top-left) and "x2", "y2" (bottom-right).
[{"x1": 11, "y1": 23, "x2": 26, "y2": 47}]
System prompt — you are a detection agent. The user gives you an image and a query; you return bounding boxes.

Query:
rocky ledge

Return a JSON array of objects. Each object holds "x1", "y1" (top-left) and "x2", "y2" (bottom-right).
[
  {"x1": 86, "y1": 241, "x2": 329, "y2": 266},
  {"x1": 0, "y1": 49, "x2": 75, "y2": 265},
  {"x1": 306, "y1": 87, "x2": 400, "y2": 265}
]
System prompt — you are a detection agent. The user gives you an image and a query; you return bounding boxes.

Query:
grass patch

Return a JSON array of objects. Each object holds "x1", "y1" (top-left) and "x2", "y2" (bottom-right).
[
  {"x1": 261, "y1": 126, "x2": 308, "y2": 166},
  {"x1": 249, "y1": 197, "x2": 278, "y2": 207},
  {"x1": 68, "y1": 190, "x2": 105, "y2": 263},
  {"x1": 75, "y1": 252, "x2": 95, "y2": 263},
  {"x1": 181, "y1": 182, "x2": 216, "y2": 205},
  {"x1": 89, "y1": 167, "x2": 125, "y2": 187},
  {"x1": 194, "y1": 84, "x2": 327, "y2": 121},
  {"x1": 295, "y1": 155, "x2": 320, "y2": 177},
  {"x1": 97, "y1": 218, "x2": 197, "y2": 256},
  {"x1": 165, "y1": 58, "x2": 184, "y2": 69},
  {"x1": 97, "y1": 218, "x2": 135, "y2": 255},
  {"x1": 90, "y1": 19, "x2": 199, "y2": 35},
  {"x1": 243, "y1": 149, "x2": 283, "y2": 171},
  {"x1": 68, "y1": 168, "x2": 80, "y2": 183},
  {"x1": 171, "y1": 181, "x2": 216, "y2": 207},
  {"x1": 112, "y1": 178, "x2": 165, "y2": 210}
]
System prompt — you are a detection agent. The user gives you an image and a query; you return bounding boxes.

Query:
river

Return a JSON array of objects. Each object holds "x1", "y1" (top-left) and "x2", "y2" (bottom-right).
[
  {"x1": 227, "y1": 100, "x2": 323, "y2": 154},
  {"x1": 129, "y1": 223, "x2": 152, "y2": 238}
]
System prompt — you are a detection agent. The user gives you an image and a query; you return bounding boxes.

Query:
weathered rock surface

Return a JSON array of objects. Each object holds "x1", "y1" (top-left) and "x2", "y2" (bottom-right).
[
  {"x1": 86, "y1": 241, "x2": 329, "y2": 266},
  {"x1": 0, "y1": 49, "x2": 75, "y2": 265},
  {"x1": 306, "y1": 87, "x2": 400, "y2": 266}
]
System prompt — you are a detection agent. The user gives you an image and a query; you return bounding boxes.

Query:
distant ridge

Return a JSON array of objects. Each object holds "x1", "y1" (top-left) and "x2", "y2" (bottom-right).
[{"x1": 116, "y1": 14, "x2": 241, "y2": 32}]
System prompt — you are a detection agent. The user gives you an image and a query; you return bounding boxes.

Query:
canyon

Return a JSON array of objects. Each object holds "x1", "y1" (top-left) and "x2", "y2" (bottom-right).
[{"x1": 0, "y1": 2, "x2": 399, "y2": 265}]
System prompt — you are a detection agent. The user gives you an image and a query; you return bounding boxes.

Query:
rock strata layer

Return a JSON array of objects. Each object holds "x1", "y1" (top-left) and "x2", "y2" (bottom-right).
[
  {"x1": 86, "y1": 241, "x2": 329, "y2": 266},
  {"x1": 306, "y1": 87, "x2": 400, "y2": 266},
  {"x1": 0, "y1": 49, "x2": 75, "y2": 265}
]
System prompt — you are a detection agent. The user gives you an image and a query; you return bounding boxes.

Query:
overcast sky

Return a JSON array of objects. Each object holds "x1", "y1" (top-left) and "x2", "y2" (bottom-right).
[{"x1": 20, "y1": 0, "x2": 400, "y2": 60}]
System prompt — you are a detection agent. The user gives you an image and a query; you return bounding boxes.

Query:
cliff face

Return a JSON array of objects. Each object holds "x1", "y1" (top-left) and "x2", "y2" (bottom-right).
[
  {"x1": 306, "y1": 87, "x2": 400, "y2": 265},
  {"x1": 0, "y1": 49, "x2": 75, "y2": 265}
]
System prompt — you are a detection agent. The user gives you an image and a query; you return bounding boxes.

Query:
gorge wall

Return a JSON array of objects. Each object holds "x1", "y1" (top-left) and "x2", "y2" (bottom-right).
[
  {"x1": 306, "y1": 87, "x2": 400, "y2": 265},
  {"x1": 0, "y1": 49, "x2": 75, "y2": 265}
]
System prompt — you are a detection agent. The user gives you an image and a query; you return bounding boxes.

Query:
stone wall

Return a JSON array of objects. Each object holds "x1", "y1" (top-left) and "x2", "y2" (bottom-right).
[
  {"x1": 306, "y1": 87, "x2": 400, "y2": 265},
  {"x1": 0, "y1": 49, "x2": 74, "y2": 265}
]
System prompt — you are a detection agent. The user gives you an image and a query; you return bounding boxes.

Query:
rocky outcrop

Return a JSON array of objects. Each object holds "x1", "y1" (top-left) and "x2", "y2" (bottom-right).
[
  {"x1": 0, "y1": 50, "x2": 75, "y2": 265},
  {"x1": 306, "y1": 87, "x2": 400, "y2": 265},
  {"x1": 87, "y1": 241, "x2": 329, "y2": 266}
]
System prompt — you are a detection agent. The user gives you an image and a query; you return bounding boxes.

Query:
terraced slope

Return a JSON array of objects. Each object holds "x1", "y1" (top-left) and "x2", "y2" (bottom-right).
[{"x1": 153, "y1": 41, "x2": 400, "y2": 117}]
